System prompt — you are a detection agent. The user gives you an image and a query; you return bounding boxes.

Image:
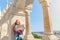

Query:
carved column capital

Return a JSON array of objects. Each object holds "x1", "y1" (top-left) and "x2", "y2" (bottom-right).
[{"x1": 39, "y1": 0, "x2": 51, "y2": 7}]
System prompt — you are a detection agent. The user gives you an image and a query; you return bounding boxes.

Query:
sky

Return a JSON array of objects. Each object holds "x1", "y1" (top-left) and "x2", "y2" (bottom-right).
[
  {"x1": 0, "y1": 0, "x2": 60, "y2": 32},
  {"x1": 30, "y1": 0, "x2": 44, "y2": 32}
]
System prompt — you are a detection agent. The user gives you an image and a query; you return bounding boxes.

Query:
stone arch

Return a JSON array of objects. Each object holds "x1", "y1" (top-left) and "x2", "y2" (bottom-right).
[
  {"x1": 0, "y1": 0, "x2": 59, "y2": 40},
  {"x1": 10, "y1": 15, "x2": 26, "y2": 40}
]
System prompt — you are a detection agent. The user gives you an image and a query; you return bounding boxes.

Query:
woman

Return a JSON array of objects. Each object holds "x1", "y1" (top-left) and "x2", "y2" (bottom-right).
[{"x1": 14, "y1": 20, "x2": 24, "y2": 40}]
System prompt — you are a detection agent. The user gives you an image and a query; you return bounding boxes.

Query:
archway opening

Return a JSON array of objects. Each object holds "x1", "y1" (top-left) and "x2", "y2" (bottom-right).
[{"x1": 30, "y1": 0, "x2": 44, "y2": 39}]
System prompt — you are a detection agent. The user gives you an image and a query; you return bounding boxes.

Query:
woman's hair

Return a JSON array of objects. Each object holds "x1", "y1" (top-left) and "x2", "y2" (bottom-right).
[{"x1": 15, "y1": 20, "x2": 20, "y2": 25}]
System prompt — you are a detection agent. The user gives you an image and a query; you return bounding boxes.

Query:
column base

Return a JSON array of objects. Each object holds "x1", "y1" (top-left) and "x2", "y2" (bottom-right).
[
  {"x1": 42, "y1": 34, "x2": 59, "y2": 40},
  {"x1": 23, "y1": 33, "x2": 34, "y2": 40}
]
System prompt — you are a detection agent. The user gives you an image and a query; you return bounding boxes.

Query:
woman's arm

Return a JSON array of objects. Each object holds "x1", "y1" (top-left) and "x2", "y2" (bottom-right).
[{"x1": 14, "y1": 25, "x2": 18, "y2": 33}]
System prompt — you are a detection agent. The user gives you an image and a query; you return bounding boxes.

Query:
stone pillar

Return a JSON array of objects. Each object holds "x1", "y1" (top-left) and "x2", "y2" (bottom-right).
[
  {"x1": 8, "y1": 19, "x2": 11, "y2": 40},
  {"x1": 1, "y1": 21, "x2": 10, "y2": 40},
  {"x1": 39, "y1": 0, "x2": 59, "y2": 40},
  {"x1": 24, "y1": 10, "x2": 34, "y2": 40},
  {"x1": 7, "y1": 20, "x2": 11, "y2": 40}
]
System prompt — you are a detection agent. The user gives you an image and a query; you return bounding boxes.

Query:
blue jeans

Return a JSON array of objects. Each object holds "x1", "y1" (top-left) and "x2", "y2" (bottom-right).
[{"x1": 16, "y1": 32, "x2": 22, "y2": 40}]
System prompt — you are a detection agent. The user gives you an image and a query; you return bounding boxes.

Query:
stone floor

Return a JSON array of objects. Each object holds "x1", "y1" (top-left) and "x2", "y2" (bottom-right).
[{"x1": 36, "y1": 39, "x2": 41, "y2": 40}]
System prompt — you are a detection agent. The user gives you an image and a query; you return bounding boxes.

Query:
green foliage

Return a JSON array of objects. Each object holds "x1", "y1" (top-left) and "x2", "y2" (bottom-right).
[{"x1": 32, "y1": 33, "x2": 42, "y2": 39}]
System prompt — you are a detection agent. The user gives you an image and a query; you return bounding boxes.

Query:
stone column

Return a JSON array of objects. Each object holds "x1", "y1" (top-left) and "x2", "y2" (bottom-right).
[
  {"x1": 7, "y1": 20, "x2": 11, "y2": 40},
  {"x1": 8, "y1": 19, "x2": 11, "y2": 40},
  {"x1": 24, "y1": 10, "x2": 34, "y2": 40},
  {"x1": 39, "y1": 0, "x2": 59, "y2": 40}
]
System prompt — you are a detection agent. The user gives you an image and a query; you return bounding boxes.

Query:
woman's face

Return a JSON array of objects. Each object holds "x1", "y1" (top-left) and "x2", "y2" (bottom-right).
[{"x1": 16, "y1": 20, "x2": 20, "y2": 25}]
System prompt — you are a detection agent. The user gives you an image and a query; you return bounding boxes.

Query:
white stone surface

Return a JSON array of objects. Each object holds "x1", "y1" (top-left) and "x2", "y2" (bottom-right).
[
  {"x1": 1, "y1": 23, "x2": 8, "y2": 39},
  {"x1": 42, "y1": 35, "x2": 59, "y2": 40},
  {"x1": 50, "y1": 0, "x2": 60, "y2": 31}
]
